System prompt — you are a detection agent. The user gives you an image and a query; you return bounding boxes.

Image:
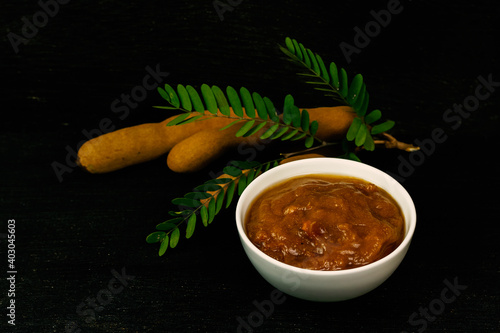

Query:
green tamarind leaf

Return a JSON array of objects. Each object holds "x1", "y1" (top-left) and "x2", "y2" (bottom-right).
[
  {"x1": 346, "y1": 117, "x2": 362, "y2": 141},
  {"x1": 212, "y1": 85, "x2": 230, "y2": 116},
  {"x1": 146, "y1": 231, "x2": 166, "y2": 244},
  {"x1": 355, "y1": 123, "x2": 367, "y2": 146},
  {"x1": 243, "y1": 121, "x2": 267, "y2": 137},
  {"x1": 166, "y1": 113, "x2": 192, "y2": 126},
  {"x1": 186, "y1": 85, "x2": 205, "y2": 113},
  {"x1": 184, "y1": 192, "x2": 212, "y2": 200},
  {"x1": 252, "y1": 92, "x2": 268, "y2": 120},
  {"x1": 330, "y1": 62, "x2": 339, "y2": 89},
  {"x1": 299, "y1": 43, "x2": 311, "y2": 67},
  {"x1": 226, "y1": 86, "x2": 243, "y2": 117},
  {"x1": 160, "y1": 84, "x2": 180, "y2": 108},
  {"x1": 225, "y1": 181, "x2": 236, "y2": 208},
  {"x1": 352, "y1": 83, "x2": 367, "y2": 116},
  {"x1": 290, "y1": 106, "x2": 301, "y2": 128},
  {"x1": 204, "y1": 178, "x2": 232, "y2": 185},
  {"x1": 357, "y1": 92, "x2": 370, "y2": 119},
  {"x1": 292, "y1": 39, "x2": 303, "y2": 61},
  {"x1": 281, "y1": 128, "x2": 299, "y2": 141},
  {"x1": 283, "y1": 95, "x2": 295, "y2": 125},
  {"x1": 223, "y1": 166, "x2": 242, "y2": 177},
  {"x1": 348, "y1": 74, "x2": 363, "y2": 106},
  {"x1": 371, "y1": 120, "x2": 395, "y2": 135},
  {"x1": 171, "y1": 197, "x2": 200, "y2": 208},
  {"x1": 364, "y1": 132, "x2": 375, "y2": 151},
  {"x1": 305, "y1": 135, "x2": 315, "y2": 148},
  {"x1": 208, "y1": 198, "x2": 216, "y2": 224},
  {"x1": 177, "y1": 84, "x2": 192, "y2": 111},
  {"x1": 235, "y1": 119, "x2": 256, "y2": 137},
  {"x1": 201, "y1": 84, "x2": 217, "y2": 114},
  {"x1": 309, "y1": 120, "x2": 319, "y2": 136},
  {"x1": 174, "y1": 114, "x2": 204, "y2": 125},
  {"x1": 285, "y1": 37, "x2": 294, "y2": 53},
  {"x1": 185, "y1": 214, "x2": 196, "y2": 239},
  {"x1": 159, "y1": 236, "x2": 169, "y2": 256},
  {"x1": 215, "y1": 190, "x2": 225, "y2": 214},
  {"x1": 238, "y1": 173, "x2": 248, "y2": 195},
  {"x1": 291, "y1": 132, "x2": 307, "y2": 141},
  {"x1": 260, "y1": 123, "x2": 280, "y2": 139},
  {"x1": 339, "y1": 68, "x2": 348, "y2": 98},
  {"x1": 156, "y1": 220, "x2": 180, "y2": 231},
  {"x1": 193, "y1": 183, "x2": 222, "y2": 192},
  {"x1": 270, "y1": 126, "x2": 289, "y2": 140},
  {"x1": 240, "y1": 87, "x2": 255, "y2": 118},
  {"x1": 219, "y1": 119, "x2": 241, "y2": 131},
  {"x1": 365, "y1": 109, "x2": 381, "y2": 124},
  {"x1": 316, "y1": 54, "x2": 330, "y2": 83},
  {"x1": 245, "y1": 168, "x2": 257, "y2": 185},
  {"x1": 307, "y1": 49, "x2": 320, "y2": 74},
  {"x1": 264, "y1": 97, "x2": 279, "y2": 121},
  {"x1": 200, "y1": 205, "x2": 208, "y2": 227},
  {"x1": 169, "y1": 228, "x2": 180, "y2": 248}
]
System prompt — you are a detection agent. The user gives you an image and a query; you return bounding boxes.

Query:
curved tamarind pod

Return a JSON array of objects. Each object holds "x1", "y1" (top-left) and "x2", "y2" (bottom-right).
[{"x1": 77, "y1": 112, "x2": 234, "y2": 173}]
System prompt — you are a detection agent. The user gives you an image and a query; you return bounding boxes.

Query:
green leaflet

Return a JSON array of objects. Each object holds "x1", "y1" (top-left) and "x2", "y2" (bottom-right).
[
  {"x1": 348, "y1": 74, "x2": 363, "y2": 107},
  {"x1": 212, "y1": 85, "x2": 230, "y2": 116},
  {"x1": 159, "y1": 236, "x2": 169, "y2": 256},
  {"x1": 186, "y1": 85, "x2": 205, "y2": 113},
  {"x1": 146, "y1": 231, "x2": 166, "y2": 244},
  {"x1": 201, "y1": 84, "x2": 218, "y2": 114},
  {"x1": 177, "y1": 84, "x2": 192, "y2": 111},
  {"x1": 185, "y1": 214, "x2": 196, "y2": 239},
  {"x1": 169, "y1": 228, "x2": 180, "y2": 248},
  {"x1": 240, "y1": 87, "x2": 255, "y2": 118},
  {"x1": 365, "y1": 109, "x2": 381, "y2": 124},
  {"x1": 371, "y1": 120, "x2": 395, "y2": 135},
  {"x1": 226, "y1": 86, "x2": 243, "y2": 117},
  {"x1": 252, "y1": 92, "x2": 268, "y2": 120}
]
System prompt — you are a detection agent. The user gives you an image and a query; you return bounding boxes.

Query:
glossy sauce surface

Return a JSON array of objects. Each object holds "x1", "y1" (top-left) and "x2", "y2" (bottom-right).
[{"x1": 245, "y1": 175, "x2": 405, "y2": 271}]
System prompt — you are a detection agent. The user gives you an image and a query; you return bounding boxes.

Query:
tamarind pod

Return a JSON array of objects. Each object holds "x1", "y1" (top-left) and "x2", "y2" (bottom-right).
[
  {"x1": 307, "y1": 106, "x2": 356, "y2": 142},
  {"x1": 77, "y1": 113, "x2": 234, "y2": 174},
  {"x1": 166, "y1": 125, "x2": 252, "y2": 173}
]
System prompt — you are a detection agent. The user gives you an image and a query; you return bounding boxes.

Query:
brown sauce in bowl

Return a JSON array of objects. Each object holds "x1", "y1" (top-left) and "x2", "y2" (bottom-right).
[{"x1": 245, "y1": 175, "x2": 405, "y2": 271}]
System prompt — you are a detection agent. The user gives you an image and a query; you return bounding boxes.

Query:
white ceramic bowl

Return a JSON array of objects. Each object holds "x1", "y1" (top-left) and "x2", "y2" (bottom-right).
[{"x1": 235, "y1": 158, "x2": 417, "y2": 302}]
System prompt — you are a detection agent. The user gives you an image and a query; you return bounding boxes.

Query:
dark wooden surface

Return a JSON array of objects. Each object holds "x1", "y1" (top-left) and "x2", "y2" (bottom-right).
[{"x1": 1, "y1": 1, "x2": 499, "y2": 332}]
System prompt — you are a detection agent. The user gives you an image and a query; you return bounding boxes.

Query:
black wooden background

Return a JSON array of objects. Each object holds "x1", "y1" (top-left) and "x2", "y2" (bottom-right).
[{"x1": 1, "y1": 1, "x2": 499, "y2": 332}]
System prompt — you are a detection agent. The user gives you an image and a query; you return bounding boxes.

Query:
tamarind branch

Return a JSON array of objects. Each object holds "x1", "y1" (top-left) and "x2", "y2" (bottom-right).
[{"x1": 373, "y1": 133, "x2": 419, "y2": 152}]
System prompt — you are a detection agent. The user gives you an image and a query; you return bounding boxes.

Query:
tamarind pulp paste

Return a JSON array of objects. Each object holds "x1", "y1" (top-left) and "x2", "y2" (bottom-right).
[{"x1": 245, "y1": 175, "x2": 405, "y2": 271}]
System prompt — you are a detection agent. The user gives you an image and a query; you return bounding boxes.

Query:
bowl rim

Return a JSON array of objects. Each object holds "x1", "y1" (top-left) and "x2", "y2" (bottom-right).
[{"x1": 235, "y1": 157, "x2": 417, "y2": 276}]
